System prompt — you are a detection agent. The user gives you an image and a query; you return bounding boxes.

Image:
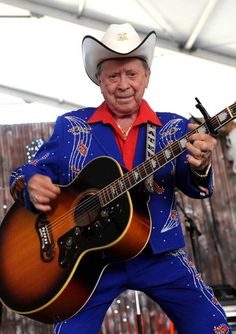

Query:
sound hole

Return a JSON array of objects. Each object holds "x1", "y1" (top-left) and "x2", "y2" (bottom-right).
[{"x1": 74, "y1": 189, "x2": 100, "y2": 227}]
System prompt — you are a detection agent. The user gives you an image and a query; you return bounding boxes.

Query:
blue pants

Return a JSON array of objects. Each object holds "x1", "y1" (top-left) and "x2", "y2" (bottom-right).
[{"x1": 54, "y1": 248, "x2": 231, "y2": 334}]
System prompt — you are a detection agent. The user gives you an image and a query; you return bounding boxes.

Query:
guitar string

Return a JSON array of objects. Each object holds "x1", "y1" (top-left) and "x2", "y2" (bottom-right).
[{"x1": 44, "y1": 103, "x2": 236, "y2": 233}]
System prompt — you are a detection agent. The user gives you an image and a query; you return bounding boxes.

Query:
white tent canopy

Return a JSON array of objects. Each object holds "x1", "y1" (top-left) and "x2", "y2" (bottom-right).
[{"x1": 0, "y1": 0, "x2": 235, "y2": 124}]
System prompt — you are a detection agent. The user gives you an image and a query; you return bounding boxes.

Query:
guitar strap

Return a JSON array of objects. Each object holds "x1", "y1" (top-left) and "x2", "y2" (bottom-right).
[{"x1": 145, "y1": 122, "x2": 156, "y2": 192}]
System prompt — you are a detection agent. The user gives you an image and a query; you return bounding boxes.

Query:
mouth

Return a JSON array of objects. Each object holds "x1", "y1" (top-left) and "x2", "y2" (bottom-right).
[{"x1": 116, "y1": 96, "x2": 133, "y2": 102}]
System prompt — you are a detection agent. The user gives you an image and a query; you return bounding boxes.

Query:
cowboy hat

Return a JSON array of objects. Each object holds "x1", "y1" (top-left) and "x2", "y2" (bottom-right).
[{"x1": 82, "y1": 23, "x2": 157, "y2": 85}]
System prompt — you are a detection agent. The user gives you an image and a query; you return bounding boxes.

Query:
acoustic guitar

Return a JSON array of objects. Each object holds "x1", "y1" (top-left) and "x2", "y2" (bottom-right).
[{"x1": 0, "y1": 102, "x2": 235, "y2": 324}]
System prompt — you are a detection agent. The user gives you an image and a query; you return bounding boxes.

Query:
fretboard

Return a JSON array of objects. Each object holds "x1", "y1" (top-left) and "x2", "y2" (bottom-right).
[{"x1": 99, "y1": 102, "x2": 236, "y2": 207}]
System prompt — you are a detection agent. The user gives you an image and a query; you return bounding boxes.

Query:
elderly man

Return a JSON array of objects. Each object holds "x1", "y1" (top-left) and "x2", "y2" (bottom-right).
[{"x1": 9, "y1": 23, "x2": 231, "y2": 333}]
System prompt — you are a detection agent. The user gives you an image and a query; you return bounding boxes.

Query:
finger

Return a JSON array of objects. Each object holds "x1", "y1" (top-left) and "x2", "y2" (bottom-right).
[
  {"x1": 30, "y1": 192, "x2": 54, "y2": 212},
  {"x1": 29, "y1": 177, "x2": 60, "y2": 195},
  {"x1": 32, "y1": 202, "x2": 53, "y2": 213},
  {"x1": 186, "y1": 141, "x2": 203, "y2": 158},
  {"x1": 188, "y1": 124, "x2": 217, "y2": 147},
  {"x1": 29, "y1": 189, "x2": 58, "y2": 206},
  {"x1": 189, "y1": 134, "x2": 217, "y2": 149},
  {"x1": 30, "y1": 193, "x2": 39, "y2": 205},
  {"x1": 186, "y1": 151, "x2": 211, "y2": 170},
  {"x1": 28, "y1": 176, "x2": 60, "y2": 200},
  {"x1": 186, "y1": 143, "x2": 211, "y2": 169},
  {"x1": 187, "y1": 156, "x2": 202, "y2": 169},
  {"x1": 32, "y1": 193, "x2": 56, "y2": 204},
  {"x1": 190, "y1": 140, "x2": 215, "y2": 158},
  {"x1": 41, "y1": 180, "x2": 61, "y2": 195},
  {"x1": 188, "y1": 123, "x2": 199, "y2": 131}
]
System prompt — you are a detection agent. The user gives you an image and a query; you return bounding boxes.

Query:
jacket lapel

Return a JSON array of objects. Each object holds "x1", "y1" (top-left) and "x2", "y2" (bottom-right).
[
  {"x1": 89, "y1": 123, "x2": 124, "y2": 166},
  {"x1": 133, "y1": 124, "x2": 146, "y2": 168}
]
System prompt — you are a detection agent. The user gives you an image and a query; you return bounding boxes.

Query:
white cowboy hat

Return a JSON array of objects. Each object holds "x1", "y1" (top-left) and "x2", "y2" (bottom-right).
[{"x1": 82, "y1": 23, "x2": 157, "y2": 85}]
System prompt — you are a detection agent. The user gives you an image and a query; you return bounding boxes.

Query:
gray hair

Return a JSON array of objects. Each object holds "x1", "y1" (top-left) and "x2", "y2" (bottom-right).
[{"x1": 95, "y1": 58, "x2": 149, "y2": 81}]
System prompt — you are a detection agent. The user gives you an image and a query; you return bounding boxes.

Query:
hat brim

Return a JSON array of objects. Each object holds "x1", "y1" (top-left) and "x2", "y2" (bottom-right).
[{"x1": 82, "y1": 31, "x2": 157, "y2": 85}]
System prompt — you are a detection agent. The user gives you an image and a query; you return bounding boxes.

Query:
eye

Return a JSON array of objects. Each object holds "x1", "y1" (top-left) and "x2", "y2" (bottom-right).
[
  {"x1": 127, "y1": 71, "x2": 136, "y2": 77},
  {"x1": 109, "y1": 73, "x2": 119, "y2": 79}
]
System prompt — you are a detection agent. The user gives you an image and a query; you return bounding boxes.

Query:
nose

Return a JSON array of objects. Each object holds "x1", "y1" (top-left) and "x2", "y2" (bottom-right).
[{"x1": 118, "y1": 73, "x2": 129, "y2": 90}]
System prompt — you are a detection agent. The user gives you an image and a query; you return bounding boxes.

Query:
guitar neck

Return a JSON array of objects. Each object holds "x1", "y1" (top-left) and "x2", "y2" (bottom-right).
[{"x1": 99, "y1": 102, "x2": 236, "y2": 207}]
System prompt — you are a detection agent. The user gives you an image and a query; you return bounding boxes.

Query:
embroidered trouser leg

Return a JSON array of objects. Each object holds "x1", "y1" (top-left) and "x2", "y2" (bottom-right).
[
  {"x1": 136, "y1": 250, "x2": 231, "y2": 334},
  {"x1": 54, "y1": 249, "x2": 232, "y2": 334}
]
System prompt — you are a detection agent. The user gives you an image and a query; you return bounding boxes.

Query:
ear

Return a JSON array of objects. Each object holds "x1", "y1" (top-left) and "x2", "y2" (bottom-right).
[
  {"x1": 98, "y1": 79, "x2": 103, "y2": 92},
  {"x1": 145, "y1": 69, "x2": 151, "y2": 88},
  {"x1": 96, "y1": 75, "x2": 101, "y2": 85}
]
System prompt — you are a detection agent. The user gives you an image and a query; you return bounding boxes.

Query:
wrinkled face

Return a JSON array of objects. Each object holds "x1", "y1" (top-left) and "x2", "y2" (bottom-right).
[{"x1": 97, "y1": 58, "x2": 150, "y2": 117}]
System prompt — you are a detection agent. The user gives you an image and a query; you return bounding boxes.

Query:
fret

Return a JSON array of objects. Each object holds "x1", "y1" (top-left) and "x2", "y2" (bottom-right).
[
  {"x1": 171, "y1": 141, "x2": 183, "y2": 156},
  {"x1": 141, "y1": 162, "x2": 149, "y2": 177},
  {"x1": 233, "y1": 104, "x2": 236, "y2": 116},
  {"x1": 104, "y1": 187, "x2": 113, "y2": 203},
  {"x1": 99, "y1": 188, "x2": 110, "y2": 207},
  {"x1": 137, "y1": 165, "x2": 148, "y2": 179},
  {"x1": 133, "y1": 169, "x2": 142, "y2": 182},
  {"x1": 144, "y1": 160, "x2": 153, "y2": 175},
  {"x1": 227, "y1": 106, "x2": 234, "y2": 119},
  {"x1": 157, "y1": 151, "x2": 167, "y2": 166},
  {"x1": 110, "y1": 184, "x2": 118, "y2": 199},
  {"x1": 209, "y1": 115, "x2": 220, "y2": 128},
  {"x1": 124, "y1": 173, "x2": 134, "y2": 189},
  {"x1": 196, "y1": 125, "x2": 207, "y2": 134},
  {"x1": 117, "y1": 179, "x2": 125, "y2": 193},
  {"x1": 130, "y1": 170, "x2": 140, "y2": 186},
  {"x1": 163, "y1": 148, "x2": 172, "y2": 160},
  {"x1": 217, "y1": 110, "x2": 230, "y2": 124},
  {"x1": 150, "y1": 157, "x2": 159, "y2": 169},
  {"x1": 224, "y1": 108, "x2": 234, "y2": 121},
  {"x1": 98, "y1": 190, "x2": 106, "y2": 207},
  {"x1": 179, "y1": 137, "x2": 188, "y2": 149}
]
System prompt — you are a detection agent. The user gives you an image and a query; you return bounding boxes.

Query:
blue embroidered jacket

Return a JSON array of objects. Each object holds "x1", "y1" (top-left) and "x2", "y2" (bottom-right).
[{"x1": 10, "y1": 106, "x2": 214, "y2": 254}]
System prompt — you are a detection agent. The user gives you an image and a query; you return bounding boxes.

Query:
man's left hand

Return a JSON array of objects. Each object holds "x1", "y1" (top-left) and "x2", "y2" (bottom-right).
[{"x1": 186, "y1": 123, "x2": 218, "y2": 171}]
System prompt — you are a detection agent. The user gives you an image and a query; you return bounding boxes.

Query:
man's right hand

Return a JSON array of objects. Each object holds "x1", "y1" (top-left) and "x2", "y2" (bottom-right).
[{"x1": 28, "y1": 174, "x2": 61, "y2": 212}]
